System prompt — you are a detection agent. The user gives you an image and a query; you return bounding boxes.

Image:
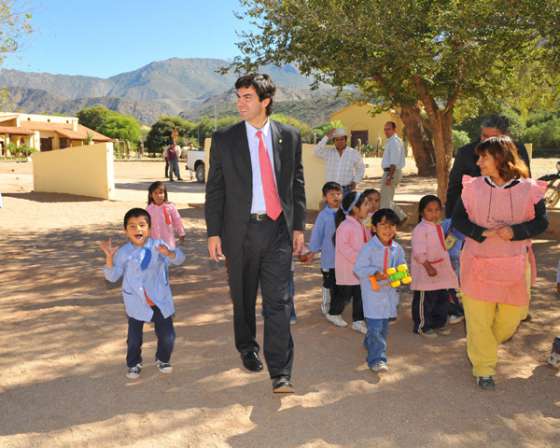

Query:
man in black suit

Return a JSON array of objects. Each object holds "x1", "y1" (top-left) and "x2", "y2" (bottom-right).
[
  {"x1": 205, "y1": 74, "x2": 306, "y2": 393},
  {"x1": 445, "y1": 115, "x2": 531, "y2": 218}
]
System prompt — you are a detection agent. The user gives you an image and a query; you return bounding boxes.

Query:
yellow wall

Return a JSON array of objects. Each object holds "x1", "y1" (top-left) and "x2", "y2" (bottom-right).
[
  {"x1": 331, "y1": 104, "x2": 404, "y2": 151},
  {"x1": 31, "y1": 142, "x2": 115, "y2": 199}
]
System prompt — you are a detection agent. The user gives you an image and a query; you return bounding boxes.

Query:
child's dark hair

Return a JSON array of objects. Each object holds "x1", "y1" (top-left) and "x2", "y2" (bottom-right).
[
  {"x1": 371, "y1": 208, "x2": 400, "y2": 227},
  {"x1": 148, "y1": 181, "x2": 168, "y2": 205},
  {"x1": 124, "y1": 208, "x2": 151, "y2": 228},
  {"x1": 362, "y1": 188, "x2": 380, "y2": 200},
  {"x1": 335, "y1": 191, "x2": 368, "y2": 230},
  {"x1": 417, "y1": 194, "x2": 442, "y2": 223},
  {"x1": 322, "y1": 181, "x2": 342, "y2": 196}
]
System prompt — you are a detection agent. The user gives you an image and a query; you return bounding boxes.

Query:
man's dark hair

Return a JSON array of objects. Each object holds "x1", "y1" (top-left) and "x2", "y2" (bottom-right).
[
  {"x1": 385, "y1": 121, "x2": 397, "y2": 130},
  {"x1": 123, "y1": 208, "x2": 151, "y2": 228},
  {"x1": 322, "y1": 181, "x2": 342, "y2": 196},
  {"x1": 371, "y1": 208, "x2": 400, "y2": 227},
  {"x1": 481, "y1": 115, "x2": 510, "y2": 134},
  {"x1": 235, "y1": 73, "x2": 276, "y2": 116}
]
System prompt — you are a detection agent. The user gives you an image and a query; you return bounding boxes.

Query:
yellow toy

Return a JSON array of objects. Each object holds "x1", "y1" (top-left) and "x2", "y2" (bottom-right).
[{"x1": 369, "y1": 264, "x2": 412, "y2": 291}]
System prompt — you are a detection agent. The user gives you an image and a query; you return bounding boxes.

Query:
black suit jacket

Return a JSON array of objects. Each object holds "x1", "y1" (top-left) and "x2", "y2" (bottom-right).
[
  {"x1": 445, "y1": 139, "x2": 531, "y2": 218},
  {"x1": 205, "y1": 120, "x2": 306, "y2": 255}
]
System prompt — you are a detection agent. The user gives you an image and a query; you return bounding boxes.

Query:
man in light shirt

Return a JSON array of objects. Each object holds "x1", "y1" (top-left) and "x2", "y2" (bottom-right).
[
  {"x1": 380, "y1": 121, "x2": 407, "y2": 222},
  {"x1": 314, "y1": 128, "x2": 365, "y2": 195}
]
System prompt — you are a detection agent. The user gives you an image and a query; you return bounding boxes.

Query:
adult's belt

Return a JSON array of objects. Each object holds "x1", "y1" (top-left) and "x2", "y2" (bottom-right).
[
  {"x1": 383, "y1": 168, "x2": 391, "y2": 172},
  {"x1": 249, "y1": 213, "x2": 271, "y2": 222}
]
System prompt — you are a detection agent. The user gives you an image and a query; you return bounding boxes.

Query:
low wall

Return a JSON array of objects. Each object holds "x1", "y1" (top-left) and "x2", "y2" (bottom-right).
[{"x1": 31, "y1": 143, "x2": 115, "y2": 200}]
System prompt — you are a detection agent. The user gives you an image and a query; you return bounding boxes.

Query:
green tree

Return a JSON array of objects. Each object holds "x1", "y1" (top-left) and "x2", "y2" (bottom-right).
[
  {"x1": 231, "y1": 0, "x2": 550, "y2": 199},
  {"x1": 270, "y1": 113, "x2": 313, "y2": 142},
  {"x1": 77, "y1": 105, "x2": 142, "y2": 144},
  {"x1": 146, "y1": 116, "x2": 195, "y2": 153}
]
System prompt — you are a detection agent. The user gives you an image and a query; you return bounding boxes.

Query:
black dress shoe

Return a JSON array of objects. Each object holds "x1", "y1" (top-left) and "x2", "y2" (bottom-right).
[
  {"x1": 272, "y1": 376, "x2": 294, "y2": 394},
  {"x1": 241, "y1": 351, "x2": 263, "y2": 372}
]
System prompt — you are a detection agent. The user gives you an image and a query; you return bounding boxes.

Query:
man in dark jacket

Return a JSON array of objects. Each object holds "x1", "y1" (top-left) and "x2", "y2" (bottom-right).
[{"x1": 445, "y1": 115, "x2": 531, "y2": 218}]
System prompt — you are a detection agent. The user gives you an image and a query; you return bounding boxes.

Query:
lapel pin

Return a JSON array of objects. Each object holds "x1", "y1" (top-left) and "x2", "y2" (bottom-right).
[{"x1": 278, "y1": 138, "x2": 283, "y2": 144}]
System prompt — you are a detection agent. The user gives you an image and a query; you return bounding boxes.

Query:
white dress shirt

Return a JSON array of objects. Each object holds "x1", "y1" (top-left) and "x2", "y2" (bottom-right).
[
  {"x1": 245, "y1": 120, "x2": 277, "y2": 213},
  {"x1": 382, "y1": 134, "x2": 406, "y2": 170},
  {"x1": 314, "y1": 136, "x2": 365, "y2": 186}
]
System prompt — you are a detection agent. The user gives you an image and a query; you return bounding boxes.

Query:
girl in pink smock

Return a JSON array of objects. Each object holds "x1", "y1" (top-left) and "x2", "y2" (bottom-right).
[
  {"x1": 328, "y1": 191, "x2": 371, "y2": 334},
  {"x1": 452, "y1": 136, "x2": 548, "y2": 390},
  {"x1": 411, "y1": 195, "x2": 459, "y2": 338},
  {"x1": 147, "y1": 181, "x2": 185, "y2": 249}
]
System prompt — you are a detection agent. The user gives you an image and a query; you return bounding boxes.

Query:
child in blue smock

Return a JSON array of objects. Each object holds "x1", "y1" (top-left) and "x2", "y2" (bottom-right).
[
  {"x1": 100, "y1": 208, "x2": 185, "y2": 379},
  {"x1": 354, "y1": 208, "x2": 406, "y2": 373}
]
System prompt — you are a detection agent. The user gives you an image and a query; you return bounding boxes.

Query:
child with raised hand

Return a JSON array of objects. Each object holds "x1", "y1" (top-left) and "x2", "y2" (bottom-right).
[
  {"x1": 329, "y1": 191, "x2": 370, "y2": 334},
  {"x1": 354, "y1": 208, "x2": 406, "y2": 372},
  {"x1": 362, "y1": 188, "x2": 381, "y2": 235},
  {"x1": 146, "y1": 181, "x2": 185, "y2": 249},
  {"x1": 303, "y1": 181, "x2": 343, "y2": 316},
  {"x1": 410, "y1": 195, "x2": 459, "y2": 338},
  {"x1": 100, "y1": 208, "x2": 185, "y2": 379}
]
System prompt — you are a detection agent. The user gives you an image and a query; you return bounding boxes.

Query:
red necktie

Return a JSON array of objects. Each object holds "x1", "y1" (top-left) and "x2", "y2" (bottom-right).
[{"x1": 256, "y1": 130, "x2": 282, "y2": 220}]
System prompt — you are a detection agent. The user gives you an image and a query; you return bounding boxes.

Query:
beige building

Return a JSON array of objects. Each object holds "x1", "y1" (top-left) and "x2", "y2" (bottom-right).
[
  {"x1": 0, "y1": 112, "x2": 111, "y2": 156},
  {"x1": 330, "y1": 104, "x2": 404, "y2": 152}
]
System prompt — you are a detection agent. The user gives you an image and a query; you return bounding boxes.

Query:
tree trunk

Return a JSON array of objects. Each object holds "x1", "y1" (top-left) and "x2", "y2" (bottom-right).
[
  {"x1": 400, "y1": 105, "x2": 436, "y2": 176},
  {"x1": 427, "y1": 110, "x2": 454, "y2": 200}
]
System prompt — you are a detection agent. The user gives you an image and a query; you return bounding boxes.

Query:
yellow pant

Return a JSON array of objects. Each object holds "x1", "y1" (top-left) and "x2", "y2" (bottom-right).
[{"x1": 462, "y1": 294, "x2": 528, "y2": 377}]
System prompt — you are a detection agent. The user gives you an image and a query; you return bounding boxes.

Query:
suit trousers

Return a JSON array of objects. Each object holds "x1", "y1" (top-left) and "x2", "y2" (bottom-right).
[{"x1": 226, "y1": 216, "x2": 294, "y2": 379}]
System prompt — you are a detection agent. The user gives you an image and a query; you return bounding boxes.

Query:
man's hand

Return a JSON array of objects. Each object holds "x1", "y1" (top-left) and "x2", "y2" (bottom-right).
[
  {"x1": 299, "y1": 251, "x2": 315, "y2": 263},
  {"x1": 208, "y1": 236, "x2": 224, "y2": 262},
  {"x1": 326, "y1": 129, "x2": 335, "y2": 140},
  {"x1": 157, "y1": 244, "x2": 176, "y2": 259},
  {"x1": 292, "y1": 230, "x2": 305, "y2": 256},
  {"x1": 99, "y1": 239, "x2": 118, "y2": 268},
  {"x1": 496, "y1": 226, "x2": 514, "y2": 241}
]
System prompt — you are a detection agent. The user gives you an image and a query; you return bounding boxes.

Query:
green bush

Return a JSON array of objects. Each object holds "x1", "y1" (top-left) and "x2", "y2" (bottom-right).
[{"x1": 452, "y1": 129, "x2": 470, "y2": 153}]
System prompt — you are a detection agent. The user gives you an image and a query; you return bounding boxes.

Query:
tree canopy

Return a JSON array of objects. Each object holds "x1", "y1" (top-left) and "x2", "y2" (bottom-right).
[
  {"x1": 232, "y1": 0, "x2": 560, "y2": 198},
  {"x1": 77, "y1": 105, "x2": 142, "y2": 142}
]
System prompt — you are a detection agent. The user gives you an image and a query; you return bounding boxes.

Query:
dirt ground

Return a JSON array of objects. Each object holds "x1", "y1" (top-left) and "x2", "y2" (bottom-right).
[{"x1": 1, "y1": 158, "x2": 559, "y2": 448}]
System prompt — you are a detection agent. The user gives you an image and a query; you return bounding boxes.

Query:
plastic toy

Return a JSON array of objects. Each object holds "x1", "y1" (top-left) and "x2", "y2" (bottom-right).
[{"x1": 369, "y1": 264, "x2": 412, "y2": 291}]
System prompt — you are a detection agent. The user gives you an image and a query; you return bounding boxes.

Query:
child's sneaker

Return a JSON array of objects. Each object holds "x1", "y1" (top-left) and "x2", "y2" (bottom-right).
[
  {"x1": 370, "y1": 361, "x2": 389, "y2": 372},
  {"x1": 448, "y1": 314, "x2": 464, "y2": 325},
  {"x1": 547, "y1": 337, "x2": 560, "y2": 368},
  {"x1": 156, "y1": 360, "x2": 173, "y2": 374},
  {"x1": 352, "y1": 320, "x2": 368, "y2": 334},
  {"x1": 436, "y1": 326, "x2": 451, "y2": 336},
  {"x1": 418, "y1": 329, "x2": 438, "y2": 339},
  {"x1": 126, "y1": 363, "x2": 142, "y2": 379},
  {"x1": 476, "y1": 376, "x2": 495, "y2": 390},
  {"x1": 326, "y1": 313, "x2": 348, "y2": 327}
]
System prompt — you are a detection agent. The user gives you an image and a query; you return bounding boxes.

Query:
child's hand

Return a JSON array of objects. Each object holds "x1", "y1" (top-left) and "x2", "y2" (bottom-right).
[
  {"x1": 374, "y1": 271, "x2": 387, "y2": 281},
  {"x1": 157, "y1": 244, "x2": 175, "y2": 259},
  {"x1": 482, "y1": 229, "x2": 497, "y2": 238},
  {"x1": 299, "y1": 251, "x2": 314, "y2": 263},
  {"x1": 179, "y1": 235, "x2": 185, "y2": 243},
  {"x1": 99, "y1": 239, "x2": 118, "y2": 258},
  {"x1": 423, "y1": 261, "x2": 437, "y2": 277}
]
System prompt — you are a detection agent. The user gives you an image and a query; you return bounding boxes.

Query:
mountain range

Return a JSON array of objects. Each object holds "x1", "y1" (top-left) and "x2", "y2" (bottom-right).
[{"x1": 0, "y1": 58, "x2": 346, "y2": 125}]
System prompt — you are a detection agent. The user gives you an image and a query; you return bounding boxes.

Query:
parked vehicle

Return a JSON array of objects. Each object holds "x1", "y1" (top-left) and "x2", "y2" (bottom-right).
[
  {"x1": 538, "y1": 160, "x2": 560, "y2": 208},
  {"x1": 184, "y1": 148, "x2": 206, "y2": 183}
]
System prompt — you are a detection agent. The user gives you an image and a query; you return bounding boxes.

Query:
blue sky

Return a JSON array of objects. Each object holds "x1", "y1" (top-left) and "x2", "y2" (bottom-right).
[{"x1": 4, "y1": 0, "x2": 253, "y2": 78}]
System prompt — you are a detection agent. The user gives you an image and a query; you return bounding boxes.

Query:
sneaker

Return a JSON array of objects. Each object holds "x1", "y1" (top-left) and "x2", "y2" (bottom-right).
[
  {"x1": 321, "y1": 290, "x2": 331, "y2": 315},
  {"x1": 326, "y1": 313, "x2": 348, "y2": 328},
  {"x1": 436, "y1": 326, "x2": 451, "y2": 336},
  {"x1": 370, "y1": 361, "x2": 389, "y2": 372},
  {"x1": 290, "y1": 316, "x2": 297, "y2": 325},
  {"x1": 418, "y1": 329, "x2": 438, "y2": 339},
  {"x1": 388, "y1": 317, "x2": 397, "y2": 325},
  {"x1": 126, "y1": 363, "x2": 142, "y2": 379},
  {"x1": 547, "y1": 337, "x2": 560, "y2": 368},
  {"x1": 352, "y1": 320, "x2": 368, "y2": 334},
  {"x1": 476, "y1": 376, "x2": 496, "y2": 390},
  {"x1": 156, "y1": 360, "x2": 173, "y2": 374},
  {"x1": 448, "y1": 314, "x2": 465, "y2": 325}
]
